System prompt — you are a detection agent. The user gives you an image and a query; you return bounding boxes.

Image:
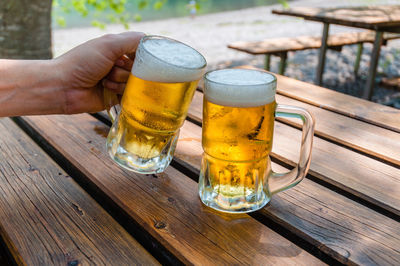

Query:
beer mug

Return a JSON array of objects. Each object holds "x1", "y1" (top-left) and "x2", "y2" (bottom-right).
[
  {"x1": 105, "y1": 36, "x2": 207, "y2": 174},
  {"x1": 199, "y1": 69, "x2": 315, "y2": 213}
]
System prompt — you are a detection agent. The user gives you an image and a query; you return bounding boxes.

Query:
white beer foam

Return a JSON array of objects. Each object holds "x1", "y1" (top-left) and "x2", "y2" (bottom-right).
[
  {"x1": 204, "y1": 69, "x2": 276, "y2": 107},
  {"x1": 132, "y1": 37, "x2": 206, "y2": 83}
]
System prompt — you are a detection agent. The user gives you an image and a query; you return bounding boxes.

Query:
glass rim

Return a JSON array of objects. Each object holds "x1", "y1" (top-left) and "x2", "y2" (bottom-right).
[
  {"x1": 204, "y1": 68, "x2": 277, "y2": 87},
  {"x1": 139, "y1": 35, "x2": 207, "y2": 70}
]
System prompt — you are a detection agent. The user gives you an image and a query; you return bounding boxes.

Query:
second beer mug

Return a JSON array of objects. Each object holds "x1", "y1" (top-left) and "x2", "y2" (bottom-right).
[
  {"x1": 105, "y1": 36, "x2": 207, "y2": 174},
  {"x1": 199, "y1": 69, "x2": 315, "y2": 213}
]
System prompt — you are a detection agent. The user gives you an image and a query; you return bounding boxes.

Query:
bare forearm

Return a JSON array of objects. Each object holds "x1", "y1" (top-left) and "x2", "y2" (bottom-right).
[
  {"x1": 0, "y1": 59, "x2": 65, "y2": 117},
  {"x1": 0, "y1": 32, "x2": 143, "y2": 117}
]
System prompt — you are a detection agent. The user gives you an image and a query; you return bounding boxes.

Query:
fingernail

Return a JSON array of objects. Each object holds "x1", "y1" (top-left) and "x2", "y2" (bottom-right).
[{"x1": 115, "y1": 60, "x2": 125, "y2": 67}]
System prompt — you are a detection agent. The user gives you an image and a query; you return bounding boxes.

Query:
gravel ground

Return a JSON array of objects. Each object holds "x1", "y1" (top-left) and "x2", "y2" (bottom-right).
[
  {"x1": 53, "y1": 0, "x2": 400, "y2": 107},
  {"x1": 228, "y1": 43, "x2": 400, "y2": 107}
]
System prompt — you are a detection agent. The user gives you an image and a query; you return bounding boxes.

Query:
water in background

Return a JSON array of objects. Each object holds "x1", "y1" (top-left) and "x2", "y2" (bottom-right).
[{"x1": 53, "y1": 0, "x2": 281, "y2": 29}]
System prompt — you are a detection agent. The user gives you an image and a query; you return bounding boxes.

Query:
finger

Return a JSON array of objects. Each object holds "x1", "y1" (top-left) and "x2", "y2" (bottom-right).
[
  {"x1": 111, "y1": 31, "x2": 145, "y2": 60},
  {"x1": 115, "y1": 55, "x2": 134, "y2": 71},
  {"x1": 107, "y1": 66, "x2": 130, "y2": 83},
  {"x1": 125, "y1": 52, "x2": 136, "y2": 61},
  {"x1": 102, "y1": 79, "x2": 126, "y2": 94}
]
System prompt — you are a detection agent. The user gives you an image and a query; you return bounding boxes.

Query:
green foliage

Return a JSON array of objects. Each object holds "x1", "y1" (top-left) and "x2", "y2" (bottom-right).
[
  {"x1": 91, "y1": 20, "x2": 106, "y2": 29},
  {"x1": 55, "y1": 17, "x2": 66, "y2": 27},
  {"x1": 278, "y1": 0, "x2": 289, "y2": 9},
  {"x1": 53, "y1": 0, "x2": 286, "y2": 28},
  {"x1": 53, "y1": 0, "x2": 163, "y2": 28},
  {"x1": 153, "y1": 0, "x2": 167, "y2": 10},
  {"x1": 138, "y1": 0, "x2": 148, "y2": 10},
  {"x1": 134, "y1": 14, "x2": 142, "y2": 21}
]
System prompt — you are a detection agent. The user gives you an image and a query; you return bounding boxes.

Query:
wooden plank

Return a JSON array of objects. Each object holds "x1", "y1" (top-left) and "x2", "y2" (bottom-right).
[
  {"x1": 265, "y1": 122, "x2": 400, "y2": 215},
  {"x1": 187, "y1": 91, "x2": 400, "y2": 216},
  {"x1": 20, "y1": 114, "x2": 322, "y2": 265},
  {"x1": 189, "y1": 91, "x2": 400, "y2": 166},
  {"x1": 228, "y1": 31, "x2": 400, "y2": 55},
  {"x1": 381, "y1": 77, "x2": 400, "y2": 90},
  {"x1": 275, "y1": 72, "x2": 400, "y2": 133},
  {"x1": 275, "y1": 94, "x2": 400, "y2": 166},
  {"x1": 272, "y1": 6, "x2": 400, "y2": 31},
  {"x1": 236, "y1": 65, "x2": 400, "y2": 133},
  {"x1": 175, "y1": 120, "x2": 400, "y2": 265},
  {"x1": 0, "y1": 118, "x2": 158, "y2": 265}
]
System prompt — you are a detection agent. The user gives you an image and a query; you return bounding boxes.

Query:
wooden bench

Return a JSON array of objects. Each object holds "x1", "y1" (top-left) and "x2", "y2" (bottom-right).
[
  {"x1": 228, "y1": 31, "x2": 400, "y2": 75},
  {"x1": 380, "y1": 77, "x2": 400, "y2": 108},
  {"x1": 381, "y1": 77, "x2": 400, "y2": 90}
]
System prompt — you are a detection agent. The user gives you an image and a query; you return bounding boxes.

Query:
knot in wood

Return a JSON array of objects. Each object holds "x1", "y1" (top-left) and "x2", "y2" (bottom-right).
[
  {"x1": 72, "y1": 203, "x2": 84, "y2": 216},
  {"x1": 168, "y1": 197, "x2": 175, "y2": 203},
  {"x1": 154, "y1": 221, "x2": 166, "y2": 229},
  {"x1": 28, "y1": 165, "x2": 38, "y2": 172},
  {"x1": 67, "y1": 260, "x2": 79, "y2": 266}
]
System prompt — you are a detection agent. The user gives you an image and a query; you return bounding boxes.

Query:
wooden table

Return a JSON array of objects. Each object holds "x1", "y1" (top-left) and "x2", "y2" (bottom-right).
[
  {"x1": 272, "y1": 5, "x2": 400, "y2": 100},
  {"x1": 1, "y1": 72, "x2": 400, "y2": 265}
]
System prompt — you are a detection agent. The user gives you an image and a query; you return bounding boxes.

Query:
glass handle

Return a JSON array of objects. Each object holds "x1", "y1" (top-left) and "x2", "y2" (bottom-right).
[
  {"x1": 269, "y1": 104, "x2": 315, "y2": 195},
  {"x1": 103, "y1": 88, "x2": 120, "y2": 123}
]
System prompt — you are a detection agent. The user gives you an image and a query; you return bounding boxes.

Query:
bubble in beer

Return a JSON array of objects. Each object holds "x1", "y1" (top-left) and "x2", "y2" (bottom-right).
[
  {"x1": 204, "y1": 69, "x2": 276, "y2": 107},
  {"x1": 132, "y1": 36, "x2": 206, "y2": 83}
]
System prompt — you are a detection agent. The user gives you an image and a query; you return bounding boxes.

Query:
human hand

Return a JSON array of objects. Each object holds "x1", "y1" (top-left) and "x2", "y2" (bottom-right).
[{"x1": 55, "y1": 31, "x2": 144, "y2": 114}]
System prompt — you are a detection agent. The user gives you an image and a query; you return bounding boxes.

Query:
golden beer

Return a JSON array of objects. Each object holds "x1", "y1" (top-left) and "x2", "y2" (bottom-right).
[
  {"x1": 115, "y1": 74, "x2": 198, "y2": 159},
  {"x1": 107, "y1": 36, "x2": 206, "y2": 173},
  {"x1": 203, "y1": 99, "x2": 276, "y2": 161},
  {"x1": 202, "y1": 99, "x2": 276, "y2": 198}
]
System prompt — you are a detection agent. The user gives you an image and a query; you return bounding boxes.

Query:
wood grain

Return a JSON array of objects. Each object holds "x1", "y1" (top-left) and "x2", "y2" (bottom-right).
[
  {"x1": 381, "y1": 76, "x2": 400, "y2": 90},
  {"x1": 228, "y1": 31, "x2": 400, "y2": 55},
  {"x1": 20, "y1": 114, "x2": 322, "y2": 265},
  {"x1": 272, "y1": 6, "x2": 400, "y2": 31},
  {"x1": 272, "y1": 122, "x2": 400, "y2": 215},
  {"x1": 0, "y1": 118, "x2": 158, "y2": 265},
  {"x1": 187, "y1": 91, "x2": 400, "y2": 216},
  {"x1": 275, "y1": 94, "x2": 400, "y2": 165},
  {"x1": 236, "y1": 65, "x2": 400, "y2": 133},
  {"x1": 174, "y1": 119, "x2": 400, "y2": 265}
]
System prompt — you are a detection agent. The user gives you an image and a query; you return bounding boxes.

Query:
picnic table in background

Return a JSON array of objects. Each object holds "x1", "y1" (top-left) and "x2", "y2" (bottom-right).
[
  {"x1": 0, "y1": 68, "x2": 400, "y2": 264},
  {"x1": 272, "y1": 5, "x2": 400, "y2": 100}
]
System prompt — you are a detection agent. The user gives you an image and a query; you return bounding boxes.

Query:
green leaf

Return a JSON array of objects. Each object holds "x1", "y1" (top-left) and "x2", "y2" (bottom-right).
[
  {"x1": 107, "y1": 14, "x2": 117, "y2": 23},
  {"x1": 56, "y1": 16, "x2": 66, "y2": 27},
  {"x1": 72, "y1": 0, "x2": 88, "y2": 16},
  {"x1": 134, "y1": 14, "x2": 142, "y2": 22},
  {"x1": 153, "y1": 1, "x2": 164, "y2": 10},
  {"x1": 109, "y1": 0, "x2": 125, "y2": 13},
  {"x1": 138, "y1": 0, "x2": 148, "y2": 10},
  {"x1": 61, "y1": 6, "x2": 71, "y2": 13},
  {"x1": 53, "y1": 0, "x2": 165, "y2": 30},
  {"x1": 91, "y1": 20, "x2": 106, "y2": 29},
  {"x1": 278, "y1": 0, "x2": 289, "y2": 9},
  {"x1": 53, "y1": 0, "x2": 60, "y2": 8},
  {"x1": 93, "y1": 1, "x2": 107, "y2": 11}
]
